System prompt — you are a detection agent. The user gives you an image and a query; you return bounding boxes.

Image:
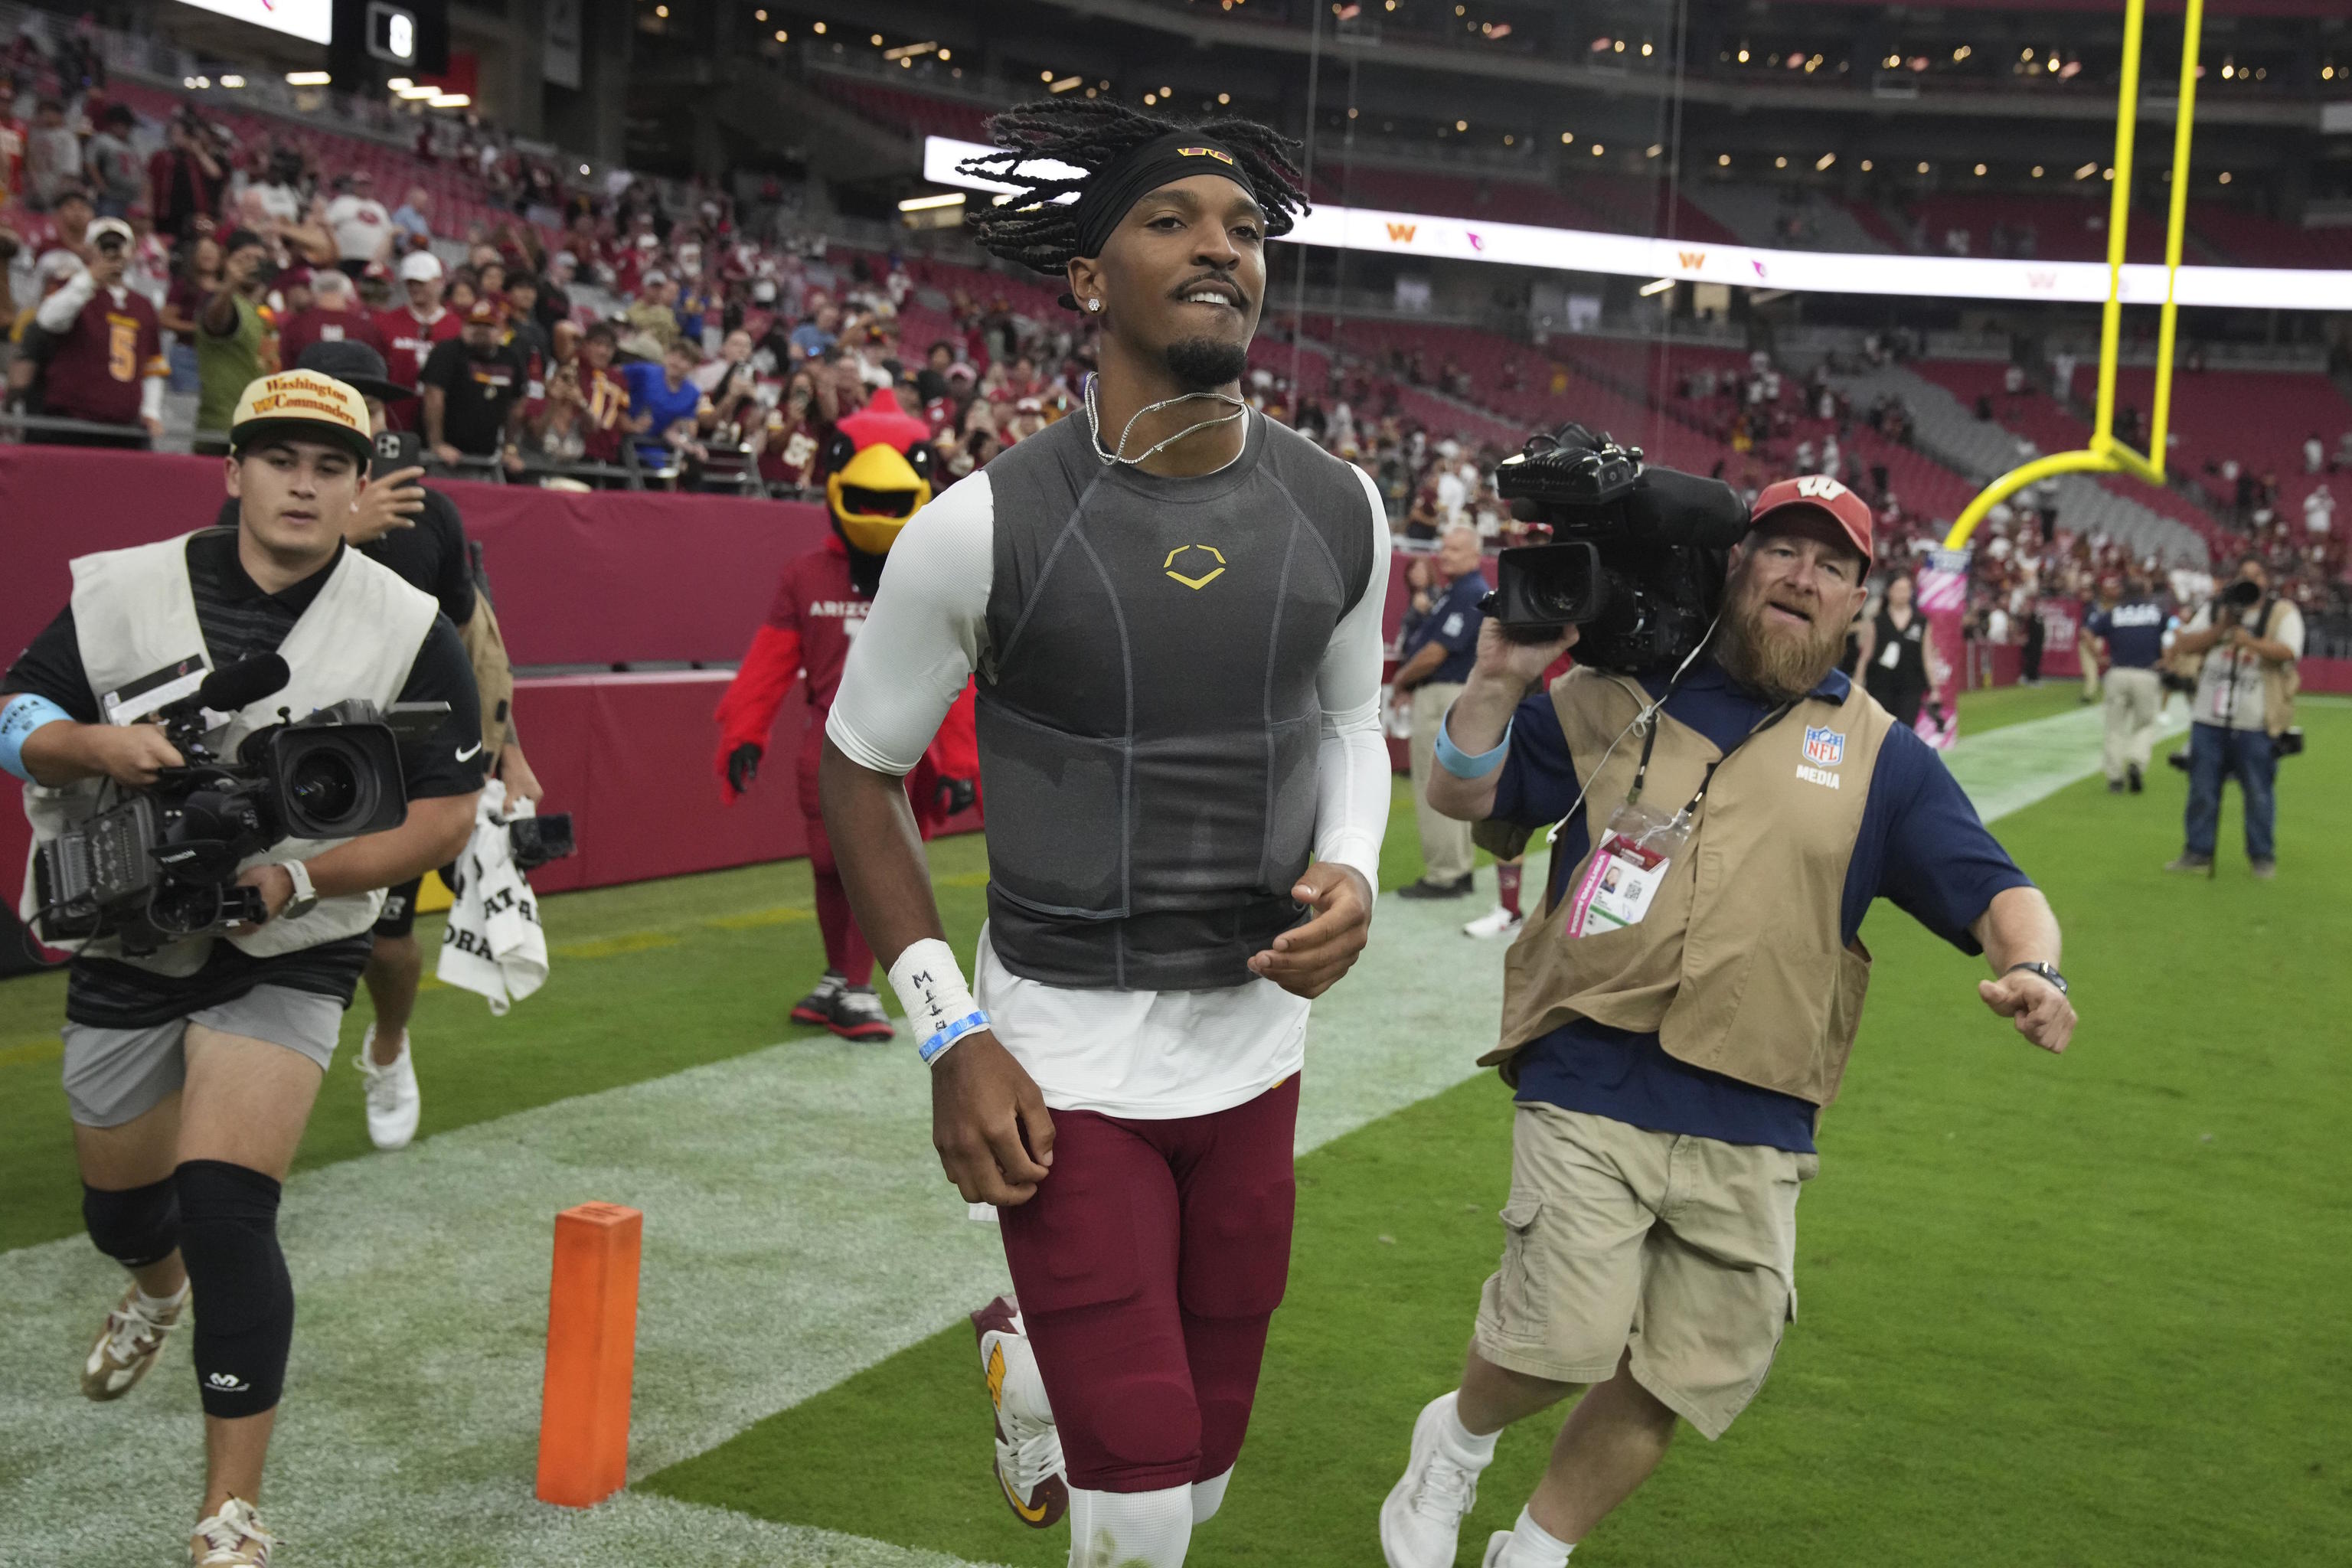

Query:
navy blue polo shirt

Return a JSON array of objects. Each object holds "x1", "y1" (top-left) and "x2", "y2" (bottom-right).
[
  {"x1": 1488, "y1": 660, "x2": 2034, "y2": 1152},
  {"x1": 1400, "y1": 573, "x2": 1488, "y2": 685},
  {"x1": 2085, "y1": 598, "x2": 2172, "y2": 669}
]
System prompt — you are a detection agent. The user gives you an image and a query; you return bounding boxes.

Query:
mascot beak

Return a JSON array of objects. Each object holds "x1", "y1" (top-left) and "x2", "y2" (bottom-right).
[{"x1": 827, "y1": 443, "x2": 932, "y2": 556}]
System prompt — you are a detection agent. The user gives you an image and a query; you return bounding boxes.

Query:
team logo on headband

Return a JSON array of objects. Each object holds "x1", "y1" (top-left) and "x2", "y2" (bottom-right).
[{"x1": 1178, "y1": 146, "x2": 1236, "y2": 165}]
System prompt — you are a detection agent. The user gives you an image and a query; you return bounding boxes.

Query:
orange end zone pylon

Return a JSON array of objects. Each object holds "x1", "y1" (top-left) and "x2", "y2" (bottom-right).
[{"x1": 534, "y1": 1201, "x2": 643, "y2": 1508}]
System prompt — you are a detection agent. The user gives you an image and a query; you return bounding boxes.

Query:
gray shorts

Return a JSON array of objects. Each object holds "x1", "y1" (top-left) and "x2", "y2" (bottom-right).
[{"x1": 60, "y1": 986, "x2": 346, "y2": 1128}]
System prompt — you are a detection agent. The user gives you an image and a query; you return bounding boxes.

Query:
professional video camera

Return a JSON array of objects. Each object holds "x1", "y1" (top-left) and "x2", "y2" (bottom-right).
[
  {"x1": 1486, "y1": 423, "x2": 1753, "y2": 673},
  {"x1": 31, "y1": 655, "x2": 437, "y2": 956}
]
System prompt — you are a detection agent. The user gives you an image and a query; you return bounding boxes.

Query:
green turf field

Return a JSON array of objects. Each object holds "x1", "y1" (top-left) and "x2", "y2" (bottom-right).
[{"x1": 3, "y1": 693, "x2": 2346, "y2": 1566}]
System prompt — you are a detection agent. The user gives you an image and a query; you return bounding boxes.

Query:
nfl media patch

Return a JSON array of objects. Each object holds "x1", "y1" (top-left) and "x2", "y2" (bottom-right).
[{"x1": 1802, "y1": 726, "x2": 1846, "y2": 767}]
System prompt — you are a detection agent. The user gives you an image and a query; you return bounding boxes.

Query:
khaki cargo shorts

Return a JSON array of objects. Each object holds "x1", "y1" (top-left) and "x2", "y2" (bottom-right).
[{"x1": 1472, "y1": 1103, "x2": 1819, "y2": 1440}]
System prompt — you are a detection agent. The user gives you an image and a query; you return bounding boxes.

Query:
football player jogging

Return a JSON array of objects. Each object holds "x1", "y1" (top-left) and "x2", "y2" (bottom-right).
[{"x1": 819, "y1": 100, "x2": 1393, "y2": 1568}]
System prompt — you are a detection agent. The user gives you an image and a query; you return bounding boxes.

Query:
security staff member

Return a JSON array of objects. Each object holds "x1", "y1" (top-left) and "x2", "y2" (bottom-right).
[
  {"x1": 2084, "y1": 573, "x2": 2173, "y2": 794},
  {"x1": 1379, "y1": 477, "x2": 2076, "y2": 1568},
  {"x1": 0, "y1": 371, "x2": 482, "y2": 1568},
  {"x1": 211, "y1": 338, "x2": 544, "y2": 1150},
  {"x1": 1392, "y1": 522, "x2": 1488, "y2": 900}
]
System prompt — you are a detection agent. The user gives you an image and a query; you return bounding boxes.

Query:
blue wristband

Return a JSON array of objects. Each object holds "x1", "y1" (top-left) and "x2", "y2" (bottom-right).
[
  {"x1": 1433, "y1": 706, "x2": 1512, "y2": 779},
  {"x1": 919, "y1": 1009, "x2": 991, "y2": 1066},
  {"x1": 0, "y1": 694, "x2": 73, "y2": 782}
]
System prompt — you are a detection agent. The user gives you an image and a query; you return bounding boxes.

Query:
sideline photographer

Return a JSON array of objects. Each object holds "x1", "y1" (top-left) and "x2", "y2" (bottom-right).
[
  {"x1": 1380, "y1": 472, "x2": 2076, "y2": 1568},
  {"x1": 215, "y1": 338, "x2": 545, "y2": 1150},
  {"x1": 0, "y1": 371, "x2": 482, "y2": 1568},
  {"x1": 2164, "y1": 553, "x2": 2301, "y2": 879}
]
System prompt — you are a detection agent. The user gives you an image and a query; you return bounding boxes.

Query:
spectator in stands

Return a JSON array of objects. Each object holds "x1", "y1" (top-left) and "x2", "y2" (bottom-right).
[
  {"x1": 573, "y1": 320, "x2": 637, "y2": 466},
  {"x1": 23, "y1": 96, "x2": 79, "y2": 210},
  {"x1": 276, "y1": 266, "x2": 384, "y2": 369},
  {"x1": 193, "y1": 228, "x2": 273, "y2": 454},
  {"x1": 420, "y1": 298, "x2": 529, "y2": 475},
  {"x1": 149, "y1": 109, "x2": 227, "y2": 242},
  {"x1": 30, "y1": 216, "x2": 164, "y2": 446},
  {"x1": 0, "y1": 218, "x2": 18, "y2": 380},
  {"x1": 2303, "y1": 433, "x2": 2325, "y2": 475},
  {"x1": 155, "y1": 230, "x2": 217, "y2": 388},
  {"x1": 501, "y1": 272, "x2": 552, "y2": 375},
  {"x1": 622, "y1": 338, "x2": 714, "y2": 467},
  {"x1": 789, "y1": 299, "x2": 840, "y2": 362},
  {"x1": 83, "y1": 103, "x2": 142, "y2": 218},
  {"x1": 623, "y1": 270, "x2": 685, "y2": 354},
  {"x1": 2304, "y1": 485, "x2": 2335, "y2": 539},
  {"x1": 377, "y1": 250, "x2": 458, "y2": 424},
  {"x1": 1392, "y1": 523, "x2": 1490, "y2": 901},
  {"x1": 324, "y1": 170, "x2": 394, "y2": 277},
  {"x1": 390, "y1": 184, "x2": 432, "y2": 243}
]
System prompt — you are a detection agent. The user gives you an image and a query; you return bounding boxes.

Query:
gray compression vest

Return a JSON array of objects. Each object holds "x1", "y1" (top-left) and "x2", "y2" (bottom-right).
[{"x1": 976, "y1": 408, "x2": 1377, "y2": 990}]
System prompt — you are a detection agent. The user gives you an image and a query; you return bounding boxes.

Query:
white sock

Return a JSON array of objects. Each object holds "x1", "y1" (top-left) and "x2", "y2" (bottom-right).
[
  {"x1": 1439, "y1": 1391, "x2": 1499, "y2": 1467},
  {"x1": 1189, "y1": 1468, "x2": 1231, "y2": 1526},
  {"x1": 1491, "y1": 1505, "x2": 1573, "y2": 1568},
  {"x1": 134, "y1": 1280, "x2": 188, "y2": 1315},
  {"x1": 1066, "y1": 1484, "x2": 1193, "y2": 1568}
]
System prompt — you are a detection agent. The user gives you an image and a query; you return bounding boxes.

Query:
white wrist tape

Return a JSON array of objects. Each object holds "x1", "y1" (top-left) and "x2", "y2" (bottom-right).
[{"x1": 888, "y1": 938, "x2": 986, "y2": 1066}]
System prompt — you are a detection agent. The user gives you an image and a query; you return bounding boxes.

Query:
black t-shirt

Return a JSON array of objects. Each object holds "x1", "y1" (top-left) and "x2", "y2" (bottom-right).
[
  {"x1": 418, "y1": 338, "x2": 528, "y2": 456},
  {"x1": 213, "y1": 488, "x2": 475, "y2": 626},
  {"x1": 3, "y1": 530, "x2": 485, "y2": 1026}
]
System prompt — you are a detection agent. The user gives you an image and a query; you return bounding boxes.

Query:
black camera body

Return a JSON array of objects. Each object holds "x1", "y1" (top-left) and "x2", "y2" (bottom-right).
[
  {"x1": 507, "y1": 812, "x2": 576, "y2": 872},
  {"x1": 1488, "y1": 425, "x2": 1751, "y2": 673},
  {"x1": 32, "y1": 657, "x2": 420, "y2": 956}
]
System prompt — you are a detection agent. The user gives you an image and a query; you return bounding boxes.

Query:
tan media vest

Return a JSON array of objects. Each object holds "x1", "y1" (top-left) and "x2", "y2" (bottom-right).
[{"x1": 1488, "y1": 666, "x2": 1898, "y2": 1109}]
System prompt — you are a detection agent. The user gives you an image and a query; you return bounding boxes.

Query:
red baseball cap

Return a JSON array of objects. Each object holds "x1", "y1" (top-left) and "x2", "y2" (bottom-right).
[
  {"x1": 465, "y1": 298, "x2": 504, "y2": 325},
  {"x1": 1749, "y1": 475, "x2": 1873, "y2": 565}
]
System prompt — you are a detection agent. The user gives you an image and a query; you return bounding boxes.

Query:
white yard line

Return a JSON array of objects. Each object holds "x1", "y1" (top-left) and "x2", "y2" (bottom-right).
[{"x1": 0, "y1": 701, "x2": 2123, "y2": 1566}]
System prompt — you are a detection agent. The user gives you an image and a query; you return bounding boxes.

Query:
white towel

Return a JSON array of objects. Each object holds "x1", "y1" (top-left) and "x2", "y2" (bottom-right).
[{"x1": 435, "y1": 779, "x2": 550, "y2": 1014}]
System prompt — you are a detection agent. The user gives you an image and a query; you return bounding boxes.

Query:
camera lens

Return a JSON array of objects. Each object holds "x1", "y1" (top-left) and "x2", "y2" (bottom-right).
[{"x1": 287, "y1": 749, "x2": 362, "y2": 825}]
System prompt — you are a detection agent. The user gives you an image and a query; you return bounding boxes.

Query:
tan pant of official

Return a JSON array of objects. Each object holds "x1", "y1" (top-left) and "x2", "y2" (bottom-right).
[
  {"x1": 1409, "y1": 681, "x2": 1473, "y2": 884},
  {"x1": 2103, "y1": 665, "x2": 2165, "y2": 782}
]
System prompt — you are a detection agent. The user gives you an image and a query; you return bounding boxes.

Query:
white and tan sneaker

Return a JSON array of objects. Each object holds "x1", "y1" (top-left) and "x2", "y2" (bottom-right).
[
  {"x1": 1462, "y1": 906, "x2": 1525, "y2": 940},
  {"x1": 191, "y1": 1496, "x2": 276, "y2": 1566},
  {"x1": 356, "y1": 1024, "x2": 422, "y2": 1150},
  {"x1": 972, "y1": 1294, "x2": 1067, "y2": 1528},
  {"x1": 81, "y1": 1281, "x2": 186, "y2": 1401}
]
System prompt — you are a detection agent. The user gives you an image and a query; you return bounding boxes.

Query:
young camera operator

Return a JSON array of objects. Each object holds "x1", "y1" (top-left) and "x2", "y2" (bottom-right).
[
  {"x1": 0, "y1": 371, "x2": 485, "y2": 1568},
  {"x1": 1380, "y1": 477, "x2": 2077, "y2": 1568},
  {"x1": 211, "y1": 339, "x2": 544, "y2": 1148}
]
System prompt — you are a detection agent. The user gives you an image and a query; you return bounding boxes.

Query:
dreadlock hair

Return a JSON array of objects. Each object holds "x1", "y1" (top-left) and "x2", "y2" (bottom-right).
[{"x1": 961, "y1": 99, "x2": 1307, "y2": 279}]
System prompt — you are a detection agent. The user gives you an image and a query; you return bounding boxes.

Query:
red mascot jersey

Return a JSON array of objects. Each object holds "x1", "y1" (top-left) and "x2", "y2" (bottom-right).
[{"x1": 713, "y1": 534, "x2": 975, "y2": 829}]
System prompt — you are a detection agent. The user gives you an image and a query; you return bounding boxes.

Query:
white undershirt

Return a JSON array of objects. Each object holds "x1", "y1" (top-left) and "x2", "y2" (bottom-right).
[{"x1": 827, "y1": 420, "x2": 1393, "y2": 1119}]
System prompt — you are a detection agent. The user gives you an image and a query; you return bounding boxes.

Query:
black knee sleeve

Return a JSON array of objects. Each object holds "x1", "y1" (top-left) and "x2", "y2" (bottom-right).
[
  {"x1": 175, "y1": 1159, "x2": 292, "y2": 1419},
  {"x1": 83, "y1": 1178, "x2": 181, "y2": 1269}
]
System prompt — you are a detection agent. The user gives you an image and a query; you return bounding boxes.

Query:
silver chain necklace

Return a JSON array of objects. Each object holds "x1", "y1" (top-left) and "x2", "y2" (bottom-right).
[{"x1": 1083, "y1": 374, "x2": 1248, "y2": 469}]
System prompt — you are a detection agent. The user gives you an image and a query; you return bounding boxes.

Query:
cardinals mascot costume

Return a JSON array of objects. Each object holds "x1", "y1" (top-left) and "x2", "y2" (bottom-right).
[{"x1": 714, "y1": 387, "x2": 978, "y2": 1040}]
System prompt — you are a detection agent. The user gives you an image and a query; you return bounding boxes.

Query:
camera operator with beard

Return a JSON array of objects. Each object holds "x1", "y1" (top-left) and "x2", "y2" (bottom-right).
[
  {"x1": 0, "y1": 371, "x2": 482, "y2": 1567},
  {"x1": 1380, "y1": 478, "x2": 2076, "y2": 1568}
]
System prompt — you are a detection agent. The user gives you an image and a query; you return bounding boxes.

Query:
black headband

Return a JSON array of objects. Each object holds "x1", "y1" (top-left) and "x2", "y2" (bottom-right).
[{"x1": 1070, "y1": 131, "x2": 1253, "y2": 260}]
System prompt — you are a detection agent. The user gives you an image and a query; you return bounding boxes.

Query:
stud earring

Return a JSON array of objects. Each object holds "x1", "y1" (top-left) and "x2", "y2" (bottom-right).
[{"x1": 1086, "y1": 298, "x2": 1102, "y2": 312}]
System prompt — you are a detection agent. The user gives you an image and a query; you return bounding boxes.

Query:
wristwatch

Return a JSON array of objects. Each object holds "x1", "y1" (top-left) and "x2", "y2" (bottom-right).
[
  {"x1": 279, "y1": 860, "x2": 319, "y2": 921},
  {"x1": 2005, "y1": 960, "x2": 2066, "y2": 996}
]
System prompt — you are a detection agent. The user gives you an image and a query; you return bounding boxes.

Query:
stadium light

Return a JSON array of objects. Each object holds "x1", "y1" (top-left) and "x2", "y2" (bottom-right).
[
  {"x1": 882, "y1": 41, "x2": 939, "y2": 60},
  {"x1": 397, "y1": 83, "x2": 437, "y2": 99},
  {"x1": 2033, "y1": 165, "x2": 2045, "y2": 177},
  {"x1": 1639, "y1": 278, "x2": 1674, "y2": 296},
  {"x1": 1143, "y1": 93, "x2": 1157, "y2": 105},
  {"x1": 1645, "y1": 143, "x2": 1661, "y2": 158},
  {"x1": 1718, "y1": 153, "x2": 1730, "y2": 166},
  {"x1": 1591, "y1": 143, "x2": 1604, "y2": 155},
  {"x1": 220, "y1": 74, "x2": 246, "y2": 88},
  {"x1": 812, "y1": 21, "x2": 825, "y2": 32},
  {"x1": 1736, "y1": 47, "x2": 1749, "y2": 64},
  {"x1": 899, "y1": 192, "x2": 967, "y2": 212},
  {"x1": 1953, "y1": 45, "x2": 1971, "y2": 62},
  {"x1": 1455, "y1": 119, "x2": 1468, "y2": 132},
  {"x1": 1775, "y1": 155, "x2": 1788, "y2": 168},
  {"x1": 1560, "y1": 130, "x2": 1573, "y2": 143},
  {"x1": 430, "y1": 93, "x2": 469, "y2": 108},
  {"x1": 2219, "y1": 172, "x2": 2232, "y2": 185},
  {"x1": 388, "y1": 77, "x2": 412, "y2": 90},
  {"x1": 1816, "y1": 152, "x2": 1835, "y2": 170},
  {"x1": 2076, "y1": 162, "x2": 2099, "y2": 178},
  {"x1": 1860, "y1": 158, "x2": 1873, "y2": 172},
  {"x1": 1917, "y1": 161, "x2": 1931, "y2": 173},
  {"x1": 1975, "y1": 162, "x2": 1988, "y2": 175},
  {"x1": 1049, "y1": 75, "x2": 1082, "y2": 93},
  {"x1": 285, "y1": 70, "x2": 332, "y2": 87}
]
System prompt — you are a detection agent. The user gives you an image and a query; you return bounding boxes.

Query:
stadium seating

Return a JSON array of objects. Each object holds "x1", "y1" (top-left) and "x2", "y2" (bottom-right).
[
  {"x1": 1896, "y1": 192, "x2": 2171, "y2": 263},
  {"x1": 2188, "y1": 204, "x2": 2352, "y2": 270}
]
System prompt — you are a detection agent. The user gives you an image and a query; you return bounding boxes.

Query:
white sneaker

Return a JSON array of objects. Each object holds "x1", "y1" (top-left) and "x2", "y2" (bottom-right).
[
  {"x1": 1381, "y1": 1391, "x2": 1489, "y2": 1568},
  {"x1": 356, "y1": 1024, "x2": 422, "y2": 1150},
  {"x1": 1481, "y1": 1532, "x2": 1513, "y2": 1568},
  {"x1": 81, "y1": 1282, "x2": 185, "y2": 1400},
  {"x1": 972, "y1": 1294, "x2": 1068, "y2": 1529},
  {"x1": 191, "y1": 1496, "x2": 275, "y2": 1566},
  {"x1": 1462, "y1": 906, "x2": 1525, "y2": 940}
]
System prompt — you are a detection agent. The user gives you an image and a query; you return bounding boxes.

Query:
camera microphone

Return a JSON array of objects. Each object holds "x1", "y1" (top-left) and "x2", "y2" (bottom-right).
[{"x1": 197, "y1": 654, "x2": 292, "y2": 715}]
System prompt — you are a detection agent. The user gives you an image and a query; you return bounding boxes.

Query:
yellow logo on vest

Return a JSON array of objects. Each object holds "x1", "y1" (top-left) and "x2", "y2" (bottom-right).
[{"x1": 1164, "y1": 544, "x2": 1227, "y2": 590}]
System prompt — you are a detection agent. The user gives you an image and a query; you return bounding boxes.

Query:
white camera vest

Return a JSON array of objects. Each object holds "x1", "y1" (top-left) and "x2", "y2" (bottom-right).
[{"x1": 19, "y1": 530, "x2": 441, "y2": 972}]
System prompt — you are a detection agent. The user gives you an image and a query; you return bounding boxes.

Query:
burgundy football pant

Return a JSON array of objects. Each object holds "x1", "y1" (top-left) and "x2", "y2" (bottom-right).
[
  {"x1": 998, "y1": 1075, "x2": 1300, "y2": 1493},
  {"x1": 797, "y1": 751, "x2": 875, "y2": 985}
]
